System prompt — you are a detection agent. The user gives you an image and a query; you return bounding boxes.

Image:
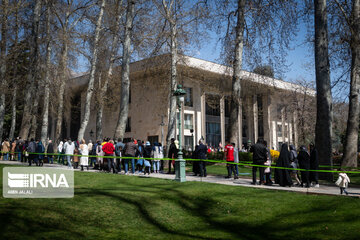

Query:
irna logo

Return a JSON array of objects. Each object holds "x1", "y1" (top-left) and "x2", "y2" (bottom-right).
[{"x1": 8, "y1": 172, "x2": 69, "y2": 188}]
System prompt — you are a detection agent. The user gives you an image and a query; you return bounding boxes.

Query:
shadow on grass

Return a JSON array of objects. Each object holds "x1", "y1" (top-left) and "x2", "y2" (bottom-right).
[
  {"x1": 1, "y1": 174, "x2": 359, "y2": 240},
  {"x1": 74, "y1": 180, "x2": 359, "y2": 240}
]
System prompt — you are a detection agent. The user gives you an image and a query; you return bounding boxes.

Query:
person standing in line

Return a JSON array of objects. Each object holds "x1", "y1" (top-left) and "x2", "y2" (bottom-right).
[
  {"x1": 274, "y1": 143, "x2": 293, "y2": 187},
  {"x1": 224, "y1": 140, "x2": 238, "y2": 179},
  {"x1": 153, "y1": 142, "x2": 163, "y2": 173},
  {"x1": 16, "y1": 138, "x2": 23, "y2": 162},
  {"x1": 47, "y1": 140, "x2": 54, "y2": 164},
  {"x1": 143, "y1": 141, "x2": 153, "y2": 175},
  {"x1": 37, "y1": 140, "x2": 45, "y2": 166},
  {"x1": 250, "y1": 139, "x2": 267, "y2": 184},
  {"x1": 123, "y1": 138, "x2": 139, "y2": 174},
  {"x1": 232, "y1": 142, "x2": 239, "y2": 176},
  {"x1": 309, "y1": 143, "x2": 319, "y2": 187},
  {"x1": 27, "y1": 138, "x2": 37, "y2": 166},
  {"x1": 64, "y1": 139, "x2": 75, "y2": 169},
  {"x1": 1, "y1": 138, "x2": 10, "y2": 161},
  {"x1": 298, "y1": 145, "x2": 310, "y2": 188},
  {"x1": 167, "y1": 138, "x2": 178, "y2": 174},
  {"x1": 195, "y1": 139, "x2": 208, "y2": 177},
  {"x1": 136, "y1": 140, "x2": 145, "y2": 173},
  {"x1": 115, "y1": 138, "x2": 125, "y2": 173},
  {"x1": 192, "y1": 144, "x2": 200, "y2": 176},
  {"x1": 289, "y1": 144, "x2": 301, "y2": 186},
  {"x1": 79, "y1": 139, "x2": 89, "y2": 171},
  {"x1": 57, "y1": 141, "x2": 64, "y2": 164},
  {"x1": 10, "y1": 139, "x2": 16, "y2": 160},
  {"x1": 87, "y1": 140, "x2": 93, "y2": 167},
  {"x1": 73, "y1": 144, "x2": 80, "y2": 169},
  {"x1": 264, "y1": 140, "x2": 273, "y2": 185},
  {"x1": 102, "y1": 140, "x2": 116, "y2": 173},
  {"x1": 96, "y1": 140, "x2": 104, "y2": 170}
]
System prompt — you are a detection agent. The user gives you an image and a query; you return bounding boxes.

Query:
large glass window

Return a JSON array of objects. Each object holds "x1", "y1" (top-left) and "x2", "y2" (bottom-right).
[
  {"x1": 277, "y1": 124, "x2": 282, "y2": 138},
  {"x1": 125, "y1": 117, "x2": 131, "y2": 132},
  {"x1": 206, "y1": 122, "x2": 221, "y2": 147},
  {"x1": 184, "y1": 87, "x2": 193, "y2": 107},
  {"x1": 184, "y1": 114, "x2": 193, "y2": 129},
  {"x1": 184, "y1": 136, "x2": 194, "y2": 151}
]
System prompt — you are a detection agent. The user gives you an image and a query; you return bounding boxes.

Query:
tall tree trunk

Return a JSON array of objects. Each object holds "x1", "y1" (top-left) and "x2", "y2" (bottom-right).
[
  {"x1": 9, "y1": 86, "x2": 17, "y2": 140},
  {"x1": 227, "y1": 0, "x2": 245, "y2": 145},
  {"x1": 41, "y1": 0, "x2": 52, "y2": 143},
  {"x1": 165, "y1": 19, "x2": 178, "y2": 153},
  {"x1": 19, "y1": 0, "x2": 42, "y2": 139},
  {"x1": 9, "y1": 3, "x2": 20, "y2": 141},
  {"x1": 77, "y1": 0, "x2": 106, "y2": 141},
  {"x1": 29, "y1": 92, "x2": 39, "y2": 140},
  {"x1": 55, "y1": 8, "x2": 70, "y2": 144},
  {"x1": 342, "y1": 0, "x2": 360, "y2": 168},
  {"x1": 0, "y1": 0, "x2": 8, "y2": 142},
  {"x1": 96, "y1": 73, "x2": 104, "y2": 140},
  {"x1": 114, "y1": 0, "x2": 135, "y2": 139},
  {"x1": 97, "y1": 0, "x2": 123, "y2": 140},
  {"x1": 314, "y1": 0, "x2": 333, "y2": 179},
  {"x1": 55, "y1": 43, "x2": 68, "y2": 143}
]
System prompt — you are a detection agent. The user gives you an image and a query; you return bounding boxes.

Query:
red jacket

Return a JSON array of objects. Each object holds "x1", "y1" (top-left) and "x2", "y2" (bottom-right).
[
  {"x1": 102, "y1": 142, "x2": 115, "y2": 155},
  {"x1": 224, "y1": 144, "x2": 234, "y2": 162}
]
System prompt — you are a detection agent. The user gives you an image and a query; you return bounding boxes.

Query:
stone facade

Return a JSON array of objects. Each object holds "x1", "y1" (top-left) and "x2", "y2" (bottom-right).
[{"x1": 57, "y1": 54, "x2": 314, "y2": 150}]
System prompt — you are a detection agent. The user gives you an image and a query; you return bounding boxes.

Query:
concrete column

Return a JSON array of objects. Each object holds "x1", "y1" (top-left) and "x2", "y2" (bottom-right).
[
  {"x1": 238, "y1": 99, "x2": 243, "y2": 148},
  {"x1": 246, "y1": 97, "x2": 253, "y2": 144},
  {"x1": 281, "y1": 107, "x2": 285, "y2": 144},
  {"x1": 272, "y1": 121, "x2": 277, "y2": 150},
  {"x1": 253, "y1": 95, "x2": 258, "y2": 144},
  {"x1": 263, "y1": 94, "x2": 272, "y2": 149},
  {"x1": 220, "y1": 96, "x2": 225, "y2": 147},
  {"x1": 200, "y1": 93, "x2": 206, "y2": 143},
  {"x1": 293, "y1": 111, "x2": 298, "y2": 148}
]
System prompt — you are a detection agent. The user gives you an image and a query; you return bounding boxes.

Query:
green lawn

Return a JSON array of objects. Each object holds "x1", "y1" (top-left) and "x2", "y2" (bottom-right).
[{"x1": 0, "y1": 165, "x2": 359, "y2": 240}]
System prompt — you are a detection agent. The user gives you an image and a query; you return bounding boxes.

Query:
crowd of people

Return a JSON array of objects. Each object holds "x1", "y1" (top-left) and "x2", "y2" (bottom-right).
[
  {"x1": 1, "y1": 136, "x2": 349, "y2": 193},
  {"x1": 249, "y1": 139, "x2": 320, "y2": 188},
  {"x1": 0, "y1": 136, "x2": 181, "y2": 175}
]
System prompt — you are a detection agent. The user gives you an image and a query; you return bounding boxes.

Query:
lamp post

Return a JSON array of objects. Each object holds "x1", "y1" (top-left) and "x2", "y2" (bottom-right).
[{"x1": 174, "y1": 84, "x2": 186, "y2": 182}]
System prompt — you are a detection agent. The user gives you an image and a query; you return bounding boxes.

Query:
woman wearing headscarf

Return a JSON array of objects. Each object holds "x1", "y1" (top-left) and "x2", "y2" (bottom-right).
[
  {"x1": 289, "y1": 144, "x2": 301, "y2": 186},
  {"x1": 274, "y1": 143, "x2": 293, "y2": 187},
  {"x1": 57, "y1": 141, "x2": 64, "y2": 164},
  {"x1": 79, "y1": 139, "x2": 89, "y2": 171},
  {"x1": 37, "y1": 141, "x2": 45, "y2": 166},
  {"x1": 298, "y1": 145, "x2": 310, "y2": 188}
]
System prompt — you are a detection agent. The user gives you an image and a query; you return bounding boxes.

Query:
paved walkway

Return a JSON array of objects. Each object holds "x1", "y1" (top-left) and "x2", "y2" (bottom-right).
[{"x1": 1, "y1": 161, "x2": 360, "y2": 198}]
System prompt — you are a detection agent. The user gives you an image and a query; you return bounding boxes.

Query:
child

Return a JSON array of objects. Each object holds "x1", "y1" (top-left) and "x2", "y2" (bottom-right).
[{"x1": 335, "y1": 172, "x2": 350, "y2": 195}]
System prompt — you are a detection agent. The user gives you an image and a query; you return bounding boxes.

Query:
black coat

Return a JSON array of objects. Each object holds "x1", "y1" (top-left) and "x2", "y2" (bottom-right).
[
  {"x1": 298, "y1": 150, "x2": 310, "y2": 170},
  {"x1": 195, "y1": 143, "x2": 207, "y2": 160},
  {"x1": 274, "y1": 143, "x2": 293, "y2": 187},
  {"x1": 47, "y1": 143, "x2": 54, "y2": 154},
  {"x1": 168, "y1": 143, "x2": 178, "y2": 158},
  {"x1": 250, "y1": 143, "x2": 267, "y2": 163}
]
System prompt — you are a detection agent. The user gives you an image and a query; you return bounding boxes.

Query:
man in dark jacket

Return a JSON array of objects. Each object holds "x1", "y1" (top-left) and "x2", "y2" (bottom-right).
[
  {"x1": 27, "y1": 139, "x2": 37, "y2": 166},
  {"x1": 47, "y1": 140, "x2": 54, "y2": 164},
  {"x1": 250, "y1": 138, "x2": 267, "y2": 185},
  {"x1": 167, "y1": 138, "x2": 178, "y2": 174},
  {"x1": 194, "y1": 140, "x2": 208, "y2": 177},
  {"x1": 115, "y1": 138, "x2": 125, "y2": 173},
  {"x1": 123, "y1": 138, "x2": 139, "y2": 174},
  {"x1": 298, "y1": 145, "x2": 310, "y2": 188},
  {"x1": 309, "y1": 143, "x2": 319, "y2": 187}
]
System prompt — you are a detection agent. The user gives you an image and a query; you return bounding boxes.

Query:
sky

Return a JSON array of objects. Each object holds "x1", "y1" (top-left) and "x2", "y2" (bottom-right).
[{"x1": 193, "y1": 21, "x2": 315, "y2": 85}]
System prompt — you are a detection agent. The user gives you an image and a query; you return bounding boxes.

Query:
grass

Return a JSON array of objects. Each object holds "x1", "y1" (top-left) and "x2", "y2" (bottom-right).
[{"x1": 0, "y1": 164, "x2": 360, "y2": 240}]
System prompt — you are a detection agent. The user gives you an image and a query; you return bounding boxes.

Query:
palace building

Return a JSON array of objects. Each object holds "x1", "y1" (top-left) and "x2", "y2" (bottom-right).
[{"x1": 59, "y1": 54, "x2": 315, "y2": 150}]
